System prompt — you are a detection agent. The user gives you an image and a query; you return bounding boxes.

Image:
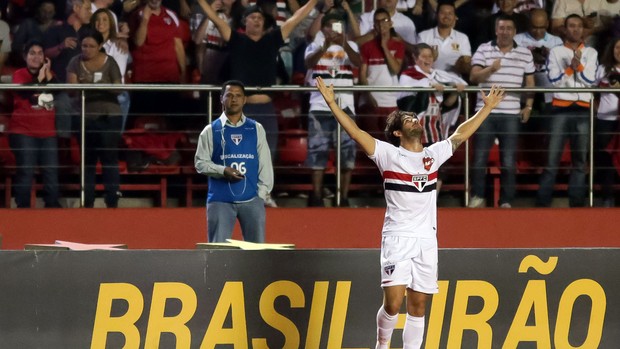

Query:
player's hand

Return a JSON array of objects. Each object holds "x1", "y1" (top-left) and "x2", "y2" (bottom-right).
[
  {"x1": 223, "y1": 167, "x2": 244, "y2": 181},
  {"x1": 481, "y1": 85, "x2": 505, "y2": 110},
  {"x1": 316, "y1": 77, "x2": 336, "y2": 105}
]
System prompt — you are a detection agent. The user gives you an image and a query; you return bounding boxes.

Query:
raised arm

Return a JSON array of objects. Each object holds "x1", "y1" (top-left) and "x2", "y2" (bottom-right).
[
  {"x1": 316, "y1": 77, "x2": 376, "y2": 155},
  {"x1": 281, "y1": 0, "x2": 318, "y2": 40},
  {"x1": 196, "y1": 0, "x2": 232, "y2": 41},
  {"x1": 448, "y1": 85, "x2": 505, "y2": 151}
]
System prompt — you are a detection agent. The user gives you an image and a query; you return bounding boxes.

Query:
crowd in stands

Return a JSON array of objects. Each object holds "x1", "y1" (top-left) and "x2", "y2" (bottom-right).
[{"x1": 0, "y1": 0, "x2": 618, "y2": 208}]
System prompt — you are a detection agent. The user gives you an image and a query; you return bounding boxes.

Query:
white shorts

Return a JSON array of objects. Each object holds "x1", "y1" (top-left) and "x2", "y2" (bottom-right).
[{"x1": 380, "y1": 236, "x2": 439, "y2": 294}]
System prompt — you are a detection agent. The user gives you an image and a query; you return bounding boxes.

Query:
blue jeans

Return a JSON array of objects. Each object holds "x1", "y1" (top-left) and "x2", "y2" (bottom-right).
[
  {"x1": 207, "y1": 196, "x2": 266, "y2": 242},
  {"x1": 83, "y1": 116, "x2": 122, "y2": 208},
  {"x1": 536, "y1": 106, "x2": 589, "y2": 207},
  {"x1": 471, "y1": 113, "x2": 520, "y2": 205},
  {"x1": 9, "y1": 134, "x2": 60, "y2": 208}
]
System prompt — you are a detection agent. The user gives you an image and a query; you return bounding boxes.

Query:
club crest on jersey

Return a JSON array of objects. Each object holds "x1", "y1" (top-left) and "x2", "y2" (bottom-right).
[
  {"x1": 411, "y1": 175, "x2": 429, "y2": 191},
  {"x1": 384, "y1": 264, "x2": 395, "y2": 276},
  {"x1": 423, "y1": 156, "x2": 434, "y2": 171},
  {"x1": 231, "y1": 134, "x2": 243, "y2": 145}
]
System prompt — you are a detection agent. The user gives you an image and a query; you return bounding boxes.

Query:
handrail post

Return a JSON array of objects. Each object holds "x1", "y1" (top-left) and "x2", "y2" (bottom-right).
[
  {"x1": 464, "y1": 93, "x2": 470, "y2": 206},
  {"x1": 335, "y1": 96, "x2": 342, "y2": 207},
  {"x1": 80, "y1": 90, "x2": 86, "y2": 208},
  {"x1": 589, "y1": 94, "x2": 595, "y2": 207},
  {"x1": 208, "y1": 91, "x2": 213, "y2": 123}
]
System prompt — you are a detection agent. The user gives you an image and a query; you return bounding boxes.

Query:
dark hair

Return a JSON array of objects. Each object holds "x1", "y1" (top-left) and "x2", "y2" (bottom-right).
[
  {"x1": 564, "y1": 13, "x2": 584, "y2": 27},
  {"x1": 601, "y1": 37, "x2": 620, "y2": 75},
  {"x1": 374, "y1": 7, "x2": 390, "y2": 21},
  {"x1": 413, "y1": 43, "x2": 433, "y2": 59},
  {"x1": 436, "y1": 1, "x2": 456, "y2": 14},
  {"x1": 495, "y1": 14, "x2": 516, "y2": 29},
  {"x1": 23, "y1": 39, "x2": 44, "y2": 55},
  {"x1": 79, "y1": 28, "x2": 105, "y2": 45},
  {"x1": 91, "y1": 8, "x2": 118, "y2": 40},
  {"x1": 374, "y1": 8, "x2": 397, "y2": 37},
  {"x1": 384, "y1": 110, "x2": 415, "y2": 146},
  {"x1": 221, "y1": 80, "x2": 246, "y2": 95},
  {"x1": 243, "y1": 4, "x2": 275, "y2": 30},
  {"x1": 321, "y1": 10, "x2": 345, "y2": 28}
]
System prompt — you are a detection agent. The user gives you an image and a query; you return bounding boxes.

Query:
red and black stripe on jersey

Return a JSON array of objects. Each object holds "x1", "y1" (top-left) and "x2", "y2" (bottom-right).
[{"x1": 383, "y1": 170, "x2": 438, "y2": 193}]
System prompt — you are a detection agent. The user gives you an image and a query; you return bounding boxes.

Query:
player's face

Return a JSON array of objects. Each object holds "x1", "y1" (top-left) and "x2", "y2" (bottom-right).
[
  {"x1": 400, "y1": 113, "x2": 423, "y2": 138},
  {"x1": 221, "y1": 85, "x2": 247, "y2": 116}
]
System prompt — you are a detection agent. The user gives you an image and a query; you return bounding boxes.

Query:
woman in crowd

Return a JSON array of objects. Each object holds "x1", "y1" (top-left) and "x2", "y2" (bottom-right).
[
  {"x1": 595, "y1": 37, "x2": 620, "y2": 207},
  {"x1": 67, "y1": 29, "x2": 123, "y2": 208},
  {"x1": 91, "y1": 8, "x2": 130, "y2": 132},
  {"x1": 9, "y1": 40, "x2": 61, "y2": 208}
]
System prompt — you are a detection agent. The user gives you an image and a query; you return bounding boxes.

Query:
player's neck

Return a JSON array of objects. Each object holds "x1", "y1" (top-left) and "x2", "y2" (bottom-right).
[{"x1": 400, "y1": 138, "x2": 424, "y2": 153}]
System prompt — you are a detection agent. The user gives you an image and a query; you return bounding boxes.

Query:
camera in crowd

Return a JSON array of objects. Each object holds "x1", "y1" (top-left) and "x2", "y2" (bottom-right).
[
  {"x1": 530, "y1": 46, "x2": 550, "y2": 66},
  {"x1": 608, "y1": 72, "x2": 620, "y2": 86}
]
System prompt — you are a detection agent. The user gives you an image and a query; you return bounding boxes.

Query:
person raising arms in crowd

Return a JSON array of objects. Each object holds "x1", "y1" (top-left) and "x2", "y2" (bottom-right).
[
  {"x1": 314, "y1": 75, "x2": 505, "y2": 349},
  {"x1": 195, "y1": 0, "x2": 319, "y2": 162}
]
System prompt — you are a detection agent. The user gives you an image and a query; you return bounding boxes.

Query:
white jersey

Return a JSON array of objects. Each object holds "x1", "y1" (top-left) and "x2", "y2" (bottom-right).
[{"x1": 369, "y1": 139, "x2": 453, "y2": 238}]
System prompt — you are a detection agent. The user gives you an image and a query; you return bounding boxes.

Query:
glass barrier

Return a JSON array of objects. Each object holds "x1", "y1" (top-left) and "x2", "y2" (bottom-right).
[{"x1": 0, "y1": 84, "x2": 617, "y2": 208}]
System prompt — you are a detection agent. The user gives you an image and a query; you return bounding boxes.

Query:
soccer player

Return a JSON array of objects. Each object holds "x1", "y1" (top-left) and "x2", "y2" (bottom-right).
[{"x1": 315, "y1": 77, "x2": 504, "y2": 348}]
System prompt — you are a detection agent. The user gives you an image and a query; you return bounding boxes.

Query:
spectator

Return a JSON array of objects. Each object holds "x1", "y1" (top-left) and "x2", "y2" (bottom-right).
[
  {"x1": 192, "y1": 0, "x2": 233, "y2": 86},
  {"x1": 195, "y1": 80, "x2": 274, "y2": 242},
  {"x1": 357, "y1": 0, "x2": 417, "y2": 52},
  {"x1": 359, "y1": 8, "x2": 405, "y2": 138},
  {"x1": 129, "y1": 0, "x2": 186, "y2": 128},
  {"x1": 469, "y1": 15, "x2": 534, "y2": 208},
  {"x1": 594, "y1": 37, "x2": 620, "y2": 207},
  {"x1": 9, "y1": 41, "x2": 61, "y2": 208},
  {"x1": 12, "y1": 0, "x2": 59, "y2": 59},
  {"x1": 91, "y1": 8, "x2": 130, "y2": 131},
  {"x1": 397, "y1": 0, "x2": 437, "y2": 33},
  {"x1": 550, "y1": 0, "x2": 601, "y2": 40},
  {"x1": 195, "y1": 0, "x2": 319, "y2": 161},
  {"x1": 43, "y1": 0, "x2": 93, "y2": 138},
  {"x1": 304, "y1": 13, "x2": 361, "y2": 207},
  {"x1": 536, "y1": 14, "x2": 598, "y2": 207},
  {"x1": 67, "y1": 30, "x2": 123, "y2": 208},
  {"x1": 0, "y1": 12, "x2": 11, "y2": 77},
  {"x1": 398, "y1": 43, "x2": 466, "y2": 192},
  {"x1": 474, "y1": 0, "x2": 528, "y2": 51},
  {"x1": 398, "y1": 43, "x2": 467, "y2": 144},
  {"x1": 417, "y1": 1, "x2": 471, "y2": 78},
  {"x1": 43, "y1": 0, "x2": 92, "y2": 84},
  {"x1": 307, "y1": 0, "x2": 360, "y2": 43},
  {"x1": 514, "y1": 8, "x2": 562, "y2": 114}
]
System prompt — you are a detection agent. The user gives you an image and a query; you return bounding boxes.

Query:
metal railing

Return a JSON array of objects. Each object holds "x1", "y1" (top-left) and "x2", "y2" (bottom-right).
[{"x1": 0, "y1": 84, "x2": 615, "y2": 207}]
